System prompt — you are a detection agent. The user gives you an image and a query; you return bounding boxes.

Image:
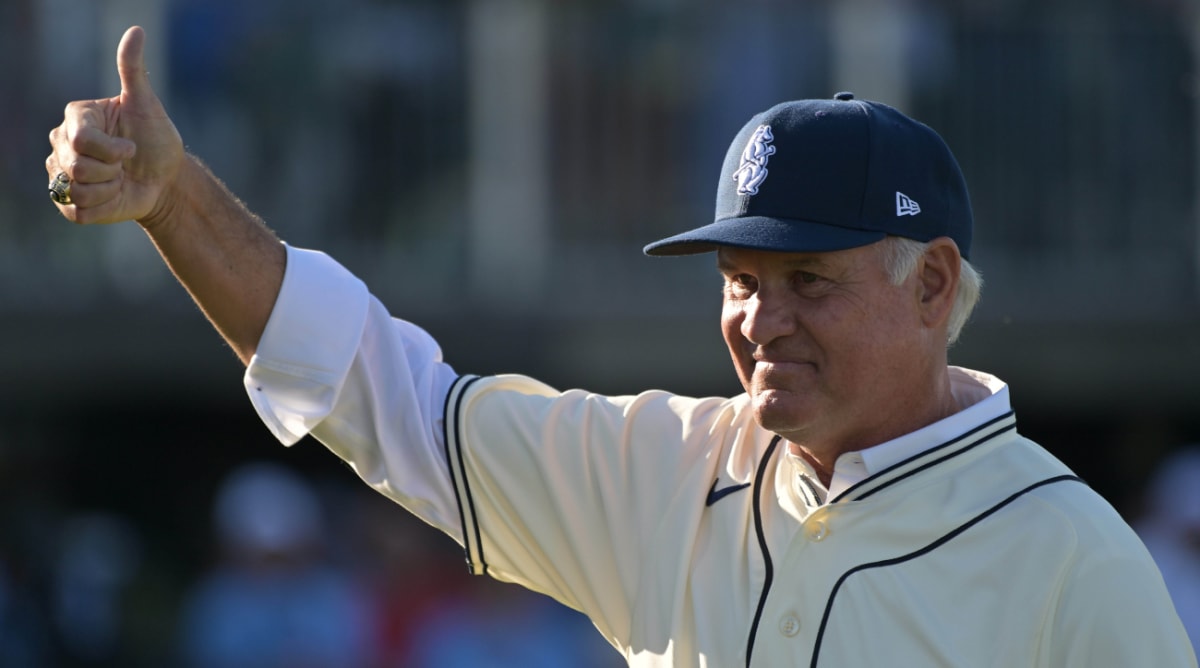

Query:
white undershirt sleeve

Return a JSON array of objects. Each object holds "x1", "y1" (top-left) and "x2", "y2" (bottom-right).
[{"x1": 244, "y1": 245, "x2": 464, "y2": 539}]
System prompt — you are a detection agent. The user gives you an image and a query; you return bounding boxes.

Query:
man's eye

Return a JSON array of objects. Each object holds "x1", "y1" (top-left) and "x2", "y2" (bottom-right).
[
  {"x1": 798, "y1": 272, "x2": 821, "y2": 284},
  {"x1": 726, "y1": 275, "x2": 756, "y2": 297}
]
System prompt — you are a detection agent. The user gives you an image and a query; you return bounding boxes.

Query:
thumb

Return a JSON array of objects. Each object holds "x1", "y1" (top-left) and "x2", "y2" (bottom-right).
[{"x1": 116, "y1": 26, "x2": 155, "y2": 103}]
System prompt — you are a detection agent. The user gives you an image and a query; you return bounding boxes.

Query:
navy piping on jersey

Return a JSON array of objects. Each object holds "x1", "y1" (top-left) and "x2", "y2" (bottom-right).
[
  {"x1": 443, "y1": 374, "x2": 486, "y2": 574},
  {"x1": 831, "y1": 411, "x2": 1017, "y2": 504},
  {"x1": 797, "y1": 472, "x2": 824, "y2": 506},
  {"x1": 808, "y1": 474, "x2": 1085, "y2": 668},
  {"x1": 745, "y1": 435, "x2": 783, "y2": 668}
]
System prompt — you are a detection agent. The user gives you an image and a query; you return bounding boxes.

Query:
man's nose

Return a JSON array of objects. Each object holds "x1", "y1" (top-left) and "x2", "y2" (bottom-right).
[{"x1": 740, "y1": 291, "x2": 797, "y2": 346}]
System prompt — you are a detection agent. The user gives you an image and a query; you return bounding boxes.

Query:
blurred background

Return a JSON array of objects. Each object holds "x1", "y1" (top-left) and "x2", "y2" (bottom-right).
[{"x1": 2, "y1": 0, "x2": 1199, "y2": 665}]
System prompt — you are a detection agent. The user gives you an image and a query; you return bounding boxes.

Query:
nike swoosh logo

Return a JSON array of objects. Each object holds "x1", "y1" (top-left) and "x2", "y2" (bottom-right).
[{"x1": 706, "y1": 478, "x2": 751, "y2": 507}]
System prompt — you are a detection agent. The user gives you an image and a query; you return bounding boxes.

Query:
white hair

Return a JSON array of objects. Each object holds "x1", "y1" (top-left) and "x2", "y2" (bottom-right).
[{"x1": 879, "y1": 236, "x2": 982, "y2": 344}]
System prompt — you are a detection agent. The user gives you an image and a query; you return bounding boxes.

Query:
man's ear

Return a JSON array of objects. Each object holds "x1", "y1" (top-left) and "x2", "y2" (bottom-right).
[{"x1": 917, "y1": 237, "x2": 961, "y2": 330}]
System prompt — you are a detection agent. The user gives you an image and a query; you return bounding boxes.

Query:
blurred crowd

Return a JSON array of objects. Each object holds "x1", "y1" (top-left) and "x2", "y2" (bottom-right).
[
  {"x1": 1136, "y1": 447, "x2": 1200, "y2": 652},
  {"x1": 0, "y1": 457, "x2": 625, "y2": 667}
]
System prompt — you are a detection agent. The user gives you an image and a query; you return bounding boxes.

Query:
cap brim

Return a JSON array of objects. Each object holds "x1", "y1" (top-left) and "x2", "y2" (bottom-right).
[{"x1": 643, "y1": 215, "x2": 887, "y2": 256}]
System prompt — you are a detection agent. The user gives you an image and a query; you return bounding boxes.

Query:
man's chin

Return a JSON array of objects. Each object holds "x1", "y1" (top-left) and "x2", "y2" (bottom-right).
[{"x1": 751, "y1": 390, "x2": 814, "y2": 435}]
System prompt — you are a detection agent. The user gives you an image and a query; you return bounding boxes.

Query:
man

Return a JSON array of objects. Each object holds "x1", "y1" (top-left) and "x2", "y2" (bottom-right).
[{"x1": 48, "y1": 26, "x2": 1195, "y2": 667}]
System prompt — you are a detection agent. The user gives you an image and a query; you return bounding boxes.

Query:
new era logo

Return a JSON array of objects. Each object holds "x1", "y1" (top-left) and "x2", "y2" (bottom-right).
[{"x1": 896, "y1": 192, "x2": 921, "y2": 216}]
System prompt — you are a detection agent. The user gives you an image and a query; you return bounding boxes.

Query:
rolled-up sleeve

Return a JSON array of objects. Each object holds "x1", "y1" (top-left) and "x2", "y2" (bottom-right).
[
  {"x1": 245, "y1": 246, "x2": 371, "y2": 444},
  {"x1": 245, "y1": 245, "x2": 463, "y2": 537}
]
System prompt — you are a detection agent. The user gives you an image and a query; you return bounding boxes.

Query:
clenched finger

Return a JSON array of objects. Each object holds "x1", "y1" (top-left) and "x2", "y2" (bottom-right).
[
  {"x1": 56, "y1": 100, "x2": 134, "y2": 163},
  {"x1": 59, "y1": 154, "x2": 125, "y2": 185},
  {"x1": 60, "y1": 191, "x2": 127, "y2": 226},
  {"x1": 67, "y1": 178, "x2": 122, "y2": 210},
  {"x1": 66, "y1": 123, "x2": 135, "y2": 165}
]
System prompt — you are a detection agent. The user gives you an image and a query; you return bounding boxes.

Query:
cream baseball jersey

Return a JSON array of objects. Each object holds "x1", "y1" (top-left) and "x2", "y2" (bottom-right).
[{"x1": 246, "y1": 246, "x2": 1197, "y2": 667}]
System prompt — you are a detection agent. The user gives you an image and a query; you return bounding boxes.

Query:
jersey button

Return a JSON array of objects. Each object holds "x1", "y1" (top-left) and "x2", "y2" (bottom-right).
[
  {"x1": 806, "y1": 518, "x2": 829, "y2": 542},
  {"x1": 779, "y1": 614, "x2": 801, "y2": 637}
]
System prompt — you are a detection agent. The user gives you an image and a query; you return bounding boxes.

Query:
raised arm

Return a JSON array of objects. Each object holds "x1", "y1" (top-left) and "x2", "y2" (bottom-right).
[{"x1": 45, "y1": 26, "x2": 283, "y2": 364}]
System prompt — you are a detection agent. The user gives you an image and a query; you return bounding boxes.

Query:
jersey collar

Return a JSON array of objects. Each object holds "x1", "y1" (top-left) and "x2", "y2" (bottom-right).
[{"x1": 788, "y1": 367, "x2": 1012, "y2": 503}]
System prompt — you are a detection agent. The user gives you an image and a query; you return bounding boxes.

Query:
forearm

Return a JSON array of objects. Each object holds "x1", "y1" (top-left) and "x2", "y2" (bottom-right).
[{"x1": 140, "y1": 154, "x2": 285, "y2": 364}]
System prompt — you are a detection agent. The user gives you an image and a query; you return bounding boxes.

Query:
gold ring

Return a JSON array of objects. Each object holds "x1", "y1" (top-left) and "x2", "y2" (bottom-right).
[{"x1": 49, "y1": 171, "x2": 72, "y2": 205}]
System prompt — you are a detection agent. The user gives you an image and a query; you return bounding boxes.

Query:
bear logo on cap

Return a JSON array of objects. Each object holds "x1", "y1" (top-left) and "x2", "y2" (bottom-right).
[{"x1": 733, "y1": 125, "x2": 775, "y2": 196}]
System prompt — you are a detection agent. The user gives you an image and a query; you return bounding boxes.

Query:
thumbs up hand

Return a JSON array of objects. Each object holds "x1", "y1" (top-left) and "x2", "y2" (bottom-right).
[{"x1": 47, "y1": 26, "x2": 184, "y2": 226}]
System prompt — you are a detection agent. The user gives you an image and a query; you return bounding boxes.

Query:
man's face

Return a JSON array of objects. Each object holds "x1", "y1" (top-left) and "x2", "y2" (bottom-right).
[{"x1": 719, "y1": 241, "x2": 932, "y2": 454}]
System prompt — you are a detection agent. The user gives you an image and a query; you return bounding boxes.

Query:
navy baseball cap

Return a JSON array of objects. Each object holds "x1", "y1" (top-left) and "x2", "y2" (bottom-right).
[{"x1": 643, "y1": 93, "x2": 973, "y2": 260}]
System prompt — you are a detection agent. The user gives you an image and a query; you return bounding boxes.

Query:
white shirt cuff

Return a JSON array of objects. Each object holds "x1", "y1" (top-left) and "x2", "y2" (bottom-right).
[{"x1": 244, "y1": 245, "x2": 370, "y2": 445}]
